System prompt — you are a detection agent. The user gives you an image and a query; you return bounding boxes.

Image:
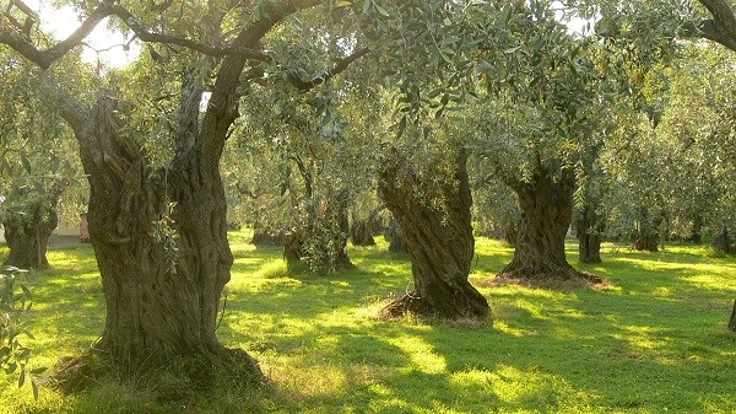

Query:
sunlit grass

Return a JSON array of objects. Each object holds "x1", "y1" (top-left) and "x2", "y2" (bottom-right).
[{"x1": 1, "y1": 233, "x2": 736, "y2": 413}]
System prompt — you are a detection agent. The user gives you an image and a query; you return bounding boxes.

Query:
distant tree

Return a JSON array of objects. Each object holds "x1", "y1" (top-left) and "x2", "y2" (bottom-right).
[
  {"x1": 0, "y1": 49, "x2": 82, "y2": 269},
  {"x1": 469, "y1": 4, "x2": 617, "y2": 284},
  {"x1": 470, "y1": 170, "x2": 520, "y2": 245}
]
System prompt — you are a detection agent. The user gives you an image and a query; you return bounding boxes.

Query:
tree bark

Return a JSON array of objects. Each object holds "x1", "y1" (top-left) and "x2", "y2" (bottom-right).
[
  {"x1": 378, "y1": 149, "x2": 489, "y2": 321},
  {"x1": 633, "y1": 224, "x2": 659, "y2": 252},
  {"x1": 3, "y1": 205, "x2": 58, "y2": 270},
  {"x1": 1, "y1": 0, "x2": 351, "y2": 385},
  {"x1": 283, "y1": 196, "x2": 352, "y2": 273},
  {"x1": 504, "y1": 222, "x2": 518, "y2": 246},
  {"x1": 64, "y1": 90, "x2": 261, "y2": 376},
  {"x1": 729, "y1": 299, "x2": 736, "y2": 332},
  {"x1": 499, "y1": 169, "x2": 587, "y2": 282},
  {"x1": 576, "y1": 204, "x2": 603, "y2": 264},
  {"x1": 687, "y1": 215, "x2": 703, "y2": 244}
]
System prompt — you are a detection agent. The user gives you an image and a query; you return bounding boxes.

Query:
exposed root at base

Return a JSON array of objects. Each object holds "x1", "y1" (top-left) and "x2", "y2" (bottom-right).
[
  {"x1": 48, "y1": 346, "x2": 267, "y2": 400},
  {"x1": 378, "y1": 292, "x2": 490, "y2": 325},
  {"x1": 485, "y1": 269, "x2": 608, "y2": 291},
  {"x1": 379, "y1": 292, "x2": 426, "y2": 320}
]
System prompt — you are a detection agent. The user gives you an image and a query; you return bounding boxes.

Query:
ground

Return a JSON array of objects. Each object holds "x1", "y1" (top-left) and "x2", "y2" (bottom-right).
[{"x1": 1, "y1": 231, "x2": 735, "y2": 413}]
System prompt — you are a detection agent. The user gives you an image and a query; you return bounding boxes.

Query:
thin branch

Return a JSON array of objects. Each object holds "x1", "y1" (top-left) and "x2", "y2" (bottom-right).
[{"x1": 109, "y1": 5, "x2": 269, "y2": 60}]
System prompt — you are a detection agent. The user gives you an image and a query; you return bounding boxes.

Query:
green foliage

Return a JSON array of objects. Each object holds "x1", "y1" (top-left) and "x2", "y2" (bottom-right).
[
  {"x1": 0, "y1": 266, "x2": 40, "y2": 399},
  {"x1": 0, "y1": 48, "x2": 87, "y2": 230}
]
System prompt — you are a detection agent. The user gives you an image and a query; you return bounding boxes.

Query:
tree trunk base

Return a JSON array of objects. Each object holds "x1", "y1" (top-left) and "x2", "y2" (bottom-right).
[
  {"x1": 251, "y1": 229, "x2": 283, "y2": 247},
  {"x1": 50, "y1": 345, "x2": 266, "y2": 398},
  {"x1": 379, "y1": 289, "x2": 489, "y2": 322},
  {"x1": 493, "y1": 262, "x2": 606, "y2": 291},
  {"x1": 729, "y1": 300, "x2": 736, "y2": 332},
  {"x1": 633, "y1": 238, "x2": 659, "y2": 252}
]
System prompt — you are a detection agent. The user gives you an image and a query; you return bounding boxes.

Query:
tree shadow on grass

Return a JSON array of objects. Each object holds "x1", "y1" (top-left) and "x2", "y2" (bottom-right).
[
  {"x1": 216, "y1": 239, "x2": 736, "y2": 412},
  {"x1": 9, "y1": 237, "x2": 736, "y2": 413},
  {"x1": 224, "y1": 289, "x2": 736, "y2": 413}
]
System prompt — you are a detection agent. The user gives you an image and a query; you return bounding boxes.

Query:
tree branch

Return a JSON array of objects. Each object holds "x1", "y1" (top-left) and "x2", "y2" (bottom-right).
[
  {"x1": 197, "y1": 0, "x2": 326, "y2": 167},
  {"x1": 289, "y1": 47, "x2": 370, "y2": 91},
  {"x1": 696, "y1": 0, "x2": 736, "y2": 52},
  {"x1": 0, "y1": 1, "x2": 114, "y2": 69},
  {"x1": 36, "y1": 72, "x2": 89, "y2": 135},
  {"x1": 108, "y1": 5, "x2": 269, "y2": 61}
]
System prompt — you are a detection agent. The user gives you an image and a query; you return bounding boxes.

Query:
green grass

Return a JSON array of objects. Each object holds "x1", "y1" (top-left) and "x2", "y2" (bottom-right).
[{"x1": 1, "y1": 232, "x2": 736, "y2": 413}]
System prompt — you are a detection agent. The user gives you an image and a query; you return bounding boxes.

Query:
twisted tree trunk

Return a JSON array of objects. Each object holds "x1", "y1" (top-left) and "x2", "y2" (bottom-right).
[
  {"x1": 498, "y1": 170, "x2": 588, "y2": 282},
  {"x1": 64, "y1": 90, "x2": 261, "y2": 377},
  {"x1": 283, "y1": 155, "x2": 351, "y2": 273},
  {"x1": 378, "y1": 149, "x2": 489, "y2": 320},
  {"x1": 1, "y1": 0, "x2": 357, "y2": 385},
  {"x1": 283, "y1": 200, "x2": 352, "y2": 272},
  {"x1": 3, "y1": 205, "x2": 58, "y2": 270},
  {"x1": 2, "y1": 181, "x2": 64, "y2": 270},
  {"x1": 251, "y1": 223, "x2": 283, "y2": 247},
  {"x1": 504, "y1": 222, "x2": 518, "y2": 246}
]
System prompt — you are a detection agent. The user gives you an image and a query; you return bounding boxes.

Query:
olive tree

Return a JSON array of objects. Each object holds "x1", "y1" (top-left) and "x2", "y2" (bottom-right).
[
  {"x1": 1, "y1": 0, "x2": 368, "y2": 380},
  {"x1": 468, "y1": 4, "x2": 616, "y2": 284}
]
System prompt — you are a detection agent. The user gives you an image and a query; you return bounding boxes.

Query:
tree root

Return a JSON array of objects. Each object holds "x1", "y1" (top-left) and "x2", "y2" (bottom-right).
[
  {"x1": 489, "y1": 264, "x2": 608, "y2": 291},
  {"x1": 379, "y1": 291, "x2": 490, "y2": 322},
  {"x1": 48, "y1": 345, "x2": 267, "y2": 400},
  {"x1": 379, "y1": 292, "x2": 427, "y2": 320}
]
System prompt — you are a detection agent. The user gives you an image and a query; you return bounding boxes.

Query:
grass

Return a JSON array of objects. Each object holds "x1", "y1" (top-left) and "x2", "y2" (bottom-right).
[{"x1": 1, "y1": 231, "x2": 736, "y2": 413}]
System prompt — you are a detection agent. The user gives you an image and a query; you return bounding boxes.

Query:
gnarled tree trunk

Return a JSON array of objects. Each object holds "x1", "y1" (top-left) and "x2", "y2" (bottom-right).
[
  {"x1": 283, "y1": 197, "x2": 352, "y2": 273},
  {"x1": 498, "y1": 170, "x2": 587, "y2": 282},
  {"x1": 3, "y1": 205, "x2": 58, "y2": 270},
  {"x1": 378, "y1": 149, "x2": 489, "y2": 320},
  {"x1": 251, "y1": 223, "x2": 283, "y2": 247},
  {"x1": 504, "y1": 222, "x2": 518, "y2": 246},
  {"x1": 68, "y1": 90, "x2": 262, "y2": 377},
  {"x1": 687, "y1": 215, "x2": 703, "y2": 244},
  {"x1": 0, "y1": 0, "x2": 361, "y2": 386}
]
